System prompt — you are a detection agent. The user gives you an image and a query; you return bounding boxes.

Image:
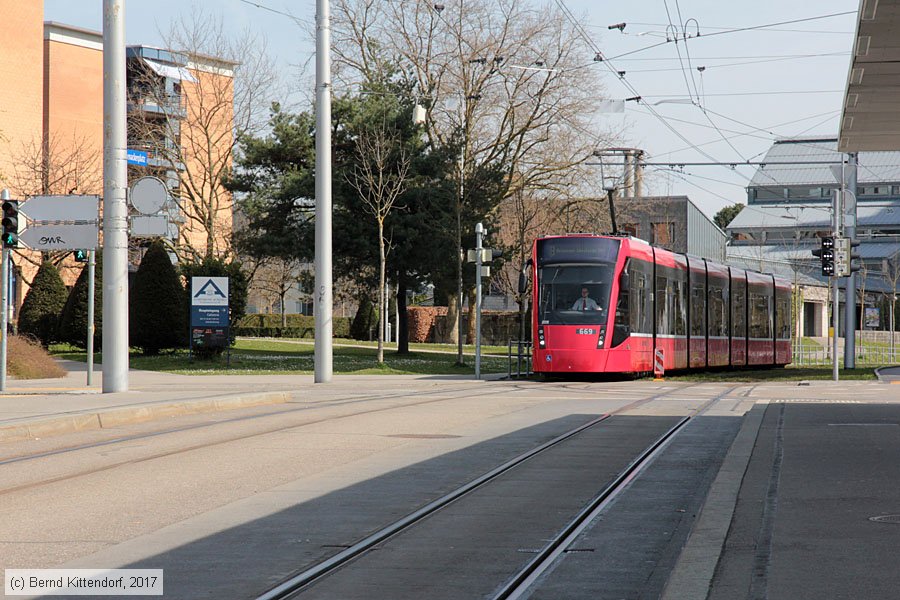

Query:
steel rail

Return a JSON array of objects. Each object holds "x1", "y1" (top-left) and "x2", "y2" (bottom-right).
[
  {"x1": 255, "y1": 384, "x2": 709, "y2": 600},
  {"x1": 256, "y1": 413, "x2": 614, "y2": 600},
  {"x1": 493, "y1": 389, "x2": 737, "y2": 600}
]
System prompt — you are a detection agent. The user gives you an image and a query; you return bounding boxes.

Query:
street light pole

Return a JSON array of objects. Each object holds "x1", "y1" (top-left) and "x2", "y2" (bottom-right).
[{"x1": 314, "y1": 0, "x2": 333, "y2": 383}]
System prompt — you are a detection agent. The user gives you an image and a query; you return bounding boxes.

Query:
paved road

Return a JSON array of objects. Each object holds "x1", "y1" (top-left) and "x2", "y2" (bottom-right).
[{"x1": 2, "y1": 371, "x2": 899, "y2": 599}]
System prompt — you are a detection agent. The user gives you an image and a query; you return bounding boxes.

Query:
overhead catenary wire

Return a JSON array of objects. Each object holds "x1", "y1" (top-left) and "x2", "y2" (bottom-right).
[{"x1": 603, "y1": 10, "x2": 856, "y2": 61}]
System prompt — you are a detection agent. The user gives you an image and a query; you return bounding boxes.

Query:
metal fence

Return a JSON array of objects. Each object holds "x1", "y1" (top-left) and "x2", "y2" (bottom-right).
[
  {"x1": 504, "y1": 339, "x2": 897, "y2": 373},
  {"x1": 507, "y1": 340, "x2": 532, "y2": 378},
  {"x1": 792, "y1": 344, "x2": 900, "y2": 366}
]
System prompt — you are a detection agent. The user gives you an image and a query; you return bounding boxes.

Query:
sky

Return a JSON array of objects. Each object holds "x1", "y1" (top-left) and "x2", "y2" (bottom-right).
[{"x1": 43, "y1": 1, "x2": 859, "y2": 220}]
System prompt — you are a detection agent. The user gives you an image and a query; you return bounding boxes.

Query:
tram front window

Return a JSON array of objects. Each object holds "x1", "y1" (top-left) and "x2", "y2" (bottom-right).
[{"x1": 538, "y1": 264, "x2": 614, "y2": 325}]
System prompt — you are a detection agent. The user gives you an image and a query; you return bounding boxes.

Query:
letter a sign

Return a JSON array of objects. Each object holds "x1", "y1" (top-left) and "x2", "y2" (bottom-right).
[{"x1": 192, "y1": 277, "x2": 229, "y2": 307}]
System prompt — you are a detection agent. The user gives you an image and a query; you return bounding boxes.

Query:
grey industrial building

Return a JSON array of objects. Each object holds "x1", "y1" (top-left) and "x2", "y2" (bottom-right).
[
  {"x1": 726, "y1": 137, "x2": 900, "y2": 337},
  {"x1": 617, "y1": 195, "x2": 727, "y2": 262}
]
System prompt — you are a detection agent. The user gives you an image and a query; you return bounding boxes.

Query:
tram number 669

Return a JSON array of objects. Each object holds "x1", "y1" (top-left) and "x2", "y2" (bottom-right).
[{"x1": 576, "y1": 328, "x2": 596, "y2": 335}]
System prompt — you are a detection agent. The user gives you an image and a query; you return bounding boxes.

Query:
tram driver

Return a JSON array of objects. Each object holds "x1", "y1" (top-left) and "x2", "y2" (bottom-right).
[{"x1": 572, "y1": 286, "x2": 600, "y2": 311}]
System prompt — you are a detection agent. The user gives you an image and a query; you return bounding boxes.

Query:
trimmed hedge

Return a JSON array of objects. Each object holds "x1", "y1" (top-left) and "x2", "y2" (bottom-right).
[{"x1": 235, "y1": 315, "x2": 351, "y2": 339}]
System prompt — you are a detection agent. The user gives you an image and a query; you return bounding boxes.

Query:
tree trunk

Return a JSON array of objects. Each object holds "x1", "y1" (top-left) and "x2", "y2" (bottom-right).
[
  {"x1": 397, "y1": 279, "x2": 409, "y2": 354},
  {"x1": 280, "y1": 290, "x2": 287, "y2": 328},
  {"x1": 377, "y1": 221, "x2": 385, "y2": 364},
  {"x1": 446, "y1": 293, "x2": 459, "y2": 345},
  {"x1": 466, "y1": 286, "x2": 477, "y2": 345}
]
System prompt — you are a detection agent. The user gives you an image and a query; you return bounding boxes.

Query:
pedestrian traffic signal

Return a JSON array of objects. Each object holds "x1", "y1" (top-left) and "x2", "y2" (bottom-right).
[
  {"x1": 73, "y1": 249, "x2": 89, "y2": 263},
  {"x1": 1, "y1": 200, "x2": 18, "y2": 248},
  {"x1": 812, "y1": 236, "x2": 834, "y2": 277}
]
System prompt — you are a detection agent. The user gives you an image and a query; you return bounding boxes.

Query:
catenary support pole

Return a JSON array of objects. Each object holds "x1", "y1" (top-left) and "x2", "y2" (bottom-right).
[
  {"x1": 844, "y1": 152, "x2": 858, "y2": 369},
  {"x1": 833, "y1": 278, "x2": 839, "y2": 382},
  {"x1": 314, "y1": 0, "x2": 333, "y2": 383},
  {"x1": 102, "y1": 0, "x2": 129, "y2": 392},
  {"x1": 833, "y1": 185, "x2": 842, "y2": 382}
]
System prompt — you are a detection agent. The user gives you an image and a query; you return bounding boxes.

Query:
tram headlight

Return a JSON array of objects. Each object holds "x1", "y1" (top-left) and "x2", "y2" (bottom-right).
[
  {"x1": 538, "y1": 326, "x2": 546, "y2": 348},
  {"x1": 597, "y1": 326, "x2": 606, "y2": 349}
]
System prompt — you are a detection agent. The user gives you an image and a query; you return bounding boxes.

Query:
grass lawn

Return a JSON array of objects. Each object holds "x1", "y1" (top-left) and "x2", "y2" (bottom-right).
[
  {"x1": 50, "y1": 339, "x2": 881, "y2": 381},
  {"x1": 51, "y1": 339, "x2": 510, "y2": 376}
]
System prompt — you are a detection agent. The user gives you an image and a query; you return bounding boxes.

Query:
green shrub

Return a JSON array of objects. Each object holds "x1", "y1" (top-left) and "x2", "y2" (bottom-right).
[
  {"x1": 17, "y1": 259, "x2": 68, "y2": 346},
  {"x1": 130, "y1": 240, "x2": 187, "y2": 354},
  {"x1": 349, "y1": 297, "x2": 378, "y2": 341},
  {"x1": 58, "y1": 256, "x2": 102, "y2": 349}
]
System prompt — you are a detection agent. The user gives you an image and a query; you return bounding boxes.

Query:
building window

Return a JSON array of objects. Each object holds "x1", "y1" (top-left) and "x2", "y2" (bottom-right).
[
  {"x1": 621, "y1": 223, "x2": 639, "y2": 237},
  {"x1": 651, "y1": 222, "x2": 675, "y2": 246}
]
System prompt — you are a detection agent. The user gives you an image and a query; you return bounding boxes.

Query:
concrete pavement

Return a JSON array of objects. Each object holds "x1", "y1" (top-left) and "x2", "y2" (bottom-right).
[
  {"x1": 0, "y1": 360, "x2": 499, "y2": 443},
  {"x1": 6, "y1": 359, "x2": 900, "y2": 598}
]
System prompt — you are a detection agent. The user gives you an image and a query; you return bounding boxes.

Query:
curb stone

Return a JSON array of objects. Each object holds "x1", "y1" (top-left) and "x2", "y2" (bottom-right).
[{"x1": 0, "y1": 391, "x2": 291, "y2": 443}]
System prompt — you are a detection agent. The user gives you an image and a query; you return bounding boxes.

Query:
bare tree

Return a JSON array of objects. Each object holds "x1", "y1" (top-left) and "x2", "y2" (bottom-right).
[
  {"x1": 9, "y1": 131, "x2": 102, "y2": 198},
  {"x1": 882, "y1": 253, "x2": 900, "y2": 357},
  {"x1": 129, "y1": 11, "x2": 277, "y2": 261},
  {"x1": 5, "y1": 132, "x2": 103, "y2": 282},
  {"x1": 347, "y1": 122, "x2": 410, "y2": 363},
  {"x1": 250, "y1": 257, "x2": 306, "y2": 327},
  {"x1": 333, "y1": 0, "x2": 610, "y2": 354}
]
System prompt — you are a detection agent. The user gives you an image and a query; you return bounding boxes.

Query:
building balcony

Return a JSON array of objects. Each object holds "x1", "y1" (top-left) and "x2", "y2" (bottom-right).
[{"x1": 127, "y1": 92, "x2": 186, "y2": 119}]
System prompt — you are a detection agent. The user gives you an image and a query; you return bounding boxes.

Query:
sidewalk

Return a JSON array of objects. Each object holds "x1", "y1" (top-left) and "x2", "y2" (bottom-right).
[
  {"x1": 0, "y1": 361, "x2": 303, "y2": 442},
  {"x1": 0, "y1": 360, "x2": 495, "y2": 443}
]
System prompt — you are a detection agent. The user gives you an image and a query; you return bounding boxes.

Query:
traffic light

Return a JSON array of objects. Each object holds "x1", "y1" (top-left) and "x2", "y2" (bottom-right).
[
  {"x1": 73, "y1": 249, "x2": 89, "y2": 263},
  {"x1": 1, "y1": 200, "x2": 18, "y2": 248},
  {"x1": 833, "y1": 238, "x2": 861, "y2": 277},
  {"x1": 812, "y1": 236, "x2": 834, "y2": 277},
  {"x1": 848, "y1": 239, "x2": 861, "y2": 275}
]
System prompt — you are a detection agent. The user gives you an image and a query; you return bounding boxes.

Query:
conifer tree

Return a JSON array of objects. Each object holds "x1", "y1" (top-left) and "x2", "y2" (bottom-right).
[
  {"x1": 58, "y1": 255, "x2": 102, "y2": 349},
  {"x1": 18, "y1": 259, "x2": 68, "y2": 346},
  {"x1": 130, "y1": 240, "x2": 187, "y2": 354}
]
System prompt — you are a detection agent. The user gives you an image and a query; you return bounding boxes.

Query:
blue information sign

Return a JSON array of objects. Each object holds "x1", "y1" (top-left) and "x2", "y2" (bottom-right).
[
  {"x1": 127, "y1": 149, "x2": 149, "y2": 166},
  {"x1": 191, "y1": 306, "x2": 228, "y2": 327}
]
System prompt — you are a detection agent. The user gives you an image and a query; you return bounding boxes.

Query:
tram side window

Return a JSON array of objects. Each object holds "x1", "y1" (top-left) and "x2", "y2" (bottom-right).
[
  {"x1": 656, "y1": 276, "x2": 670, "y2": 335},
  {"x1": 629, "y1": 261, "x2": 653, "y2": 335},
  {"x1": 776, "y1": 293, "x2": 791, "y2": 339},
  {"x1": 673, "y1": 278, "x2": 686, "y2": 335},
  {"x1": 613, "y1": 270, "x2": 630, "y2": 347},
  {"x1": 749, "y1": 292, "x2": 772, "y2": 338},
  {"x1": 690, "y1": 282, "x2": 705, "y2": 336},
  {"x1": 732, "y1": 282, "x2": 746, "y2": 337},
  {"x1": 708, "y1": 284, "x2": 726, "y2": 337}
]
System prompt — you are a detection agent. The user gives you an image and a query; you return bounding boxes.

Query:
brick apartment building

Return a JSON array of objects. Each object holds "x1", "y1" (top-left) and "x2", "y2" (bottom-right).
[{"x1": 0, "y1": 1, "x2": 235, "y2": 315}]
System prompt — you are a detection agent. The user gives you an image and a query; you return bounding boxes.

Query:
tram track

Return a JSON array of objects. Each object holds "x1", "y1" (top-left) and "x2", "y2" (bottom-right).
[
  {"x1": 256, "y1": 384, "x2": 731, "y2": 600},
  {"x1": 0, "y1": 381, "x2": 704, "y2": 496},
  {"x1": 0, "y1": 384, "x2": 534, "y2": 495},
  {"x1": 494, "y1": 387, "x2": 737, "y2": 600}
]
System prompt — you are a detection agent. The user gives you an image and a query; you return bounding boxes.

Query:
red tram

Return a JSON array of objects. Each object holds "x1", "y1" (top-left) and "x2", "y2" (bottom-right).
[{"x1": 519, "y1": 234, "x2": 792, "y2": 375}]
